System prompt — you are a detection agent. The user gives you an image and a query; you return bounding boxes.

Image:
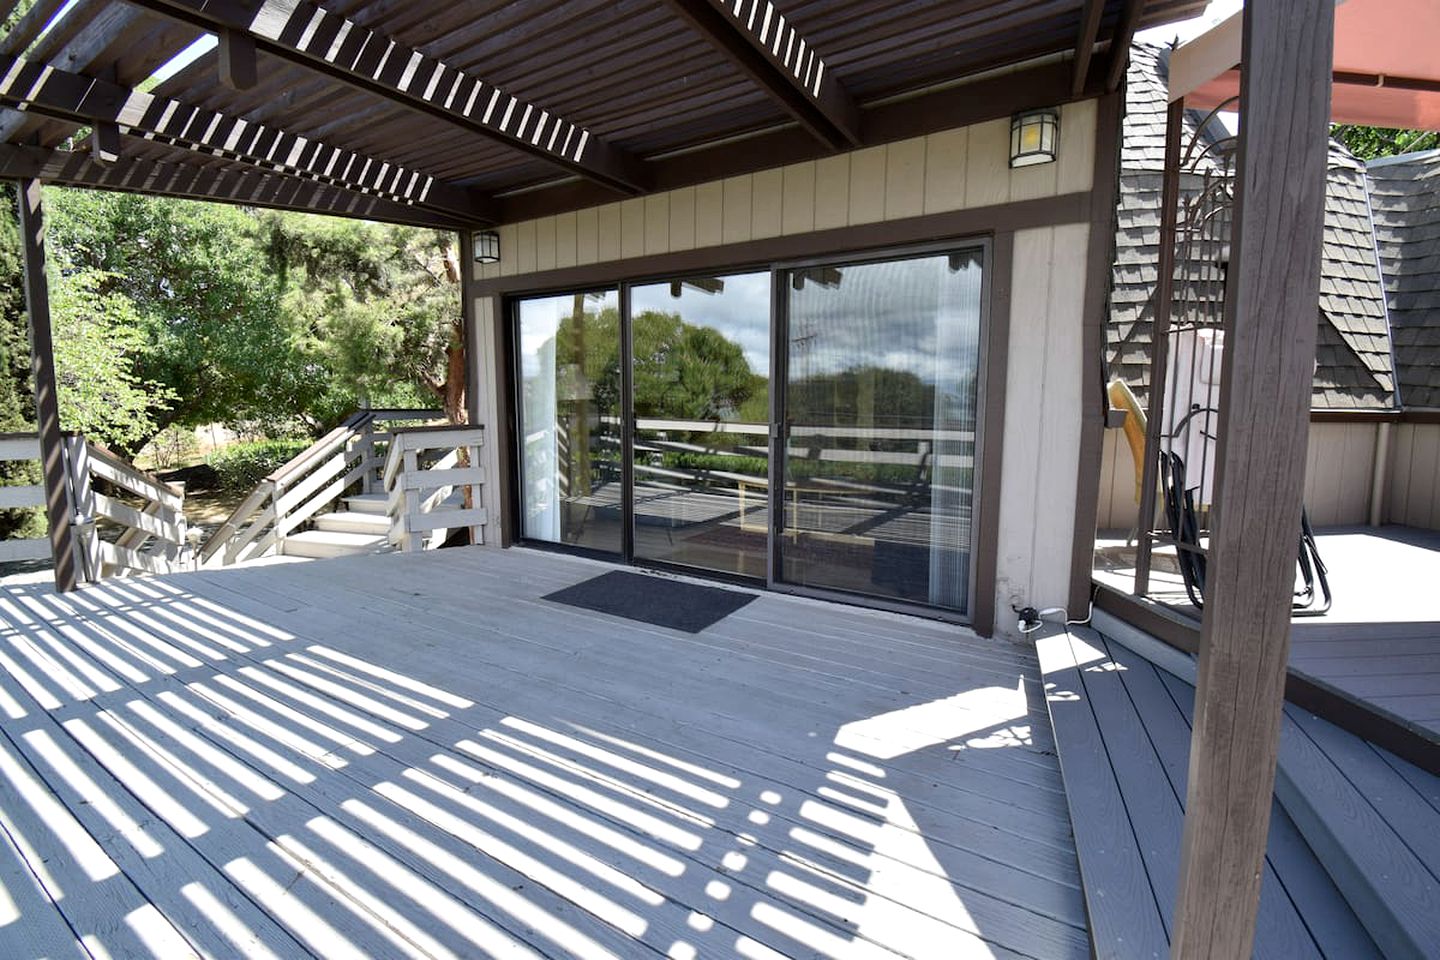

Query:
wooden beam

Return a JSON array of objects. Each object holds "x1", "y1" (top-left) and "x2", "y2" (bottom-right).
[
  {"x1": 1170, "y1": 0, "x2": 1335, "y2": 956},
  {"x1": 1071, "y1": 0, "x2": 1107, "y2": 97},
  {"x1": 89, "y1": 121, "x2": 121, "y2": 165},
  {"x1": 0, "y1": 53, "x2": 495, "y2": 223},
  {"x1": 219, "y1": 28, "x2": 258, "y2": 90},
  {"x1": 1104, "y1": 0, "x2": 1145, "y2": 91},
  {"x1": 658, "y1": 0, "x2": 861, "y2": 148},
  {"x1": 0, "y1": 144, "x2": 471, "y2": 230},
  {"x1": 1168, "y1": 10, "x2": 1242, "y2": 103},
  {"x1": 123, "y1": 0, "x2": 650, "y2": 195},
  {"x1": 14, "y1": 179, "x2": 78, "y2": 593}
]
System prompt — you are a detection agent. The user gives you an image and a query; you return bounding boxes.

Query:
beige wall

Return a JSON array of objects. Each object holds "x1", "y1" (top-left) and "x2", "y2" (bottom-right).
[
  {"x1": 1095, "y1": 417, "x2": 1440, "y2": 534},
  {"x1": 470, "y1": 101, "x2": 1102, "y2": 634},
  {"x1": 1389, "y1": 422, "x2": 1440, "y2": 530},
  {"x1": 476, "y1": 100, "x2": 1097, "y2": 281}
]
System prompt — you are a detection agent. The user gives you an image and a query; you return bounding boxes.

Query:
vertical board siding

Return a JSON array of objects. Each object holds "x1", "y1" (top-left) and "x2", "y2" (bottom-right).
[
  {"x1": 1389, "y1": 423, "x2": 1440, "y2": 530},
  {"x1": 994, "y1": 224, "x2": 1090, "y2": 616},
  {"x1": 1097, "y1": 420, "x2": 1383, "y2": 531},
  {"x1": 482, "y1": 101, "x2": 1094, "y2": 275}
]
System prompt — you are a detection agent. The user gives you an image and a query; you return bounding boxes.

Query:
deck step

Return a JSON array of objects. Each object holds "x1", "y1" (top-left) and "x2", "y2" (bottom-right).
[
  {"x1": 1096, "y1": 610, "x2": 1440, "y2": 959},
  {"x1": 1036, "y1": 626, "x2": 1377, "y2": 958},
  {"x1": 313, "y1": 511, "x2": 390, "y2": 535},
  {"x1": 280, "y1": 529, "x2": 390, "y2": 560},
  {"x1": 343, "y1": 492, "x2": 389, "y2": 516}
]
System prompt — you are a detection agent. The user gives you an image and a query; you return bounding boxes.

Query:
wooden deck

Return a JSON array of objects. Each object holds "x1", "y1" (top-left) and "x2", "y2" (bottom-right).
[
  {"x1": 1095, "y1": 525, "x2": 1440, "y2": 743},
  {"x1": 0, "y1": 546, "x2": 1084, "y2": 959}
]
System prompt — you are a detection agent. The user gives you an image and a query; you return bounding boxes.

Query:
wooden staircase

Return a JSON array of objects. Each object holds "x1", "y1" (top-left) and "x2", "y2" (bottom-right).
[
  {"x1": 281, "y1": 492, "x2": 391, "y2": 559},
  {"x1": 1038, "y1": 612, "x2": 1440, "y2": 958}
]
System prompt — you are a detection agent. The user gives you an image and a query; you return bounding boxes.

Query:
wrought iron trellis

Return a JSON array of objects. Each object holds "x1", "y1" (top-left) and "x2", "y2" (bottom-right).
[{"x1": 1133, "y1": 96, "x2": 1238, "y2": 601}]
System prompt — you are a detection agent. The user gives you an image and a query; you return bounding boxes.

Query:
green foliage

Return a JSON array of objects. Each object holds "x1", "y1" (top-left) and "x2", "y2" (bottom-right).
[
  {"x1": 144, "y1": 424, "x2": 201, "y2": 471},
  {"x1": 206, "y1": 438, "x2": 311, "y2": 493},
  {"x1": 1331, "y1": 125, "x2": 1439, "y2": 160},
  {"x1": 0, "y1": 181, "x2": 41, "y2": 541},
  {"x1": 52, "y1": 271, "x2": 175, "y2": 450}
]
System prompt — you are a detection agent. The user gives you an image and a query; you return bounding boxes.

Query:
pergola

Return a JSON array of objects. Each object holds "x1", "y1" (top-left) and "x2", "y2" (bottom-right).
[{"x1": 0, "y1": 2, "x2": 1383, "y2": 958}]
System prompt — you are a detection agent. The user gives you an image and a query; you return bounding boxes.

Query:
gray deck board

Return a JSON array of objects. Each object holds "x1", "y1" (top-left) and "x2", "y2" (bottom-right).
[
  {"x1": 0, "y1": 546, "x2": 1084, "y2": 959},
  {"x1": 1039, "y1": 626, "x2": 1377, "y2": 959}
]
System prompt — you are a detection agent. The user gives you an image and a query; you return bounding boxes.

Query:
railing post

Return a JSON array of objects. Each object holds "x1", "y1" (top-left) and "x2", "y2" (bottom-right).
[
  {"x1": 402, "y1": 446, "x2": 421, "y2": 551},
  {"x1": 64, "y1": 436, "x2": 99, "y2": 584},
  {"x1": 469, "y1": 440, "x2": 486, "y2": 544},
  {"x1": 267, "y1": 479, "x2": 286, "y2": 555},
  {"x1": 360, "y1": 418, "x2": 377, "y2": 495}
]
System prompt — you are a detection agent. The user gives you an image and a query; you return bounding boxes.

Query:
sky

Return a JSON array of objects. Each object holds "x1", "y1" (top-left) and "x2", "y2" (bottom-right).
[{"x1": 1135, "y1": 0, "x2": 1243, "y2": 47}]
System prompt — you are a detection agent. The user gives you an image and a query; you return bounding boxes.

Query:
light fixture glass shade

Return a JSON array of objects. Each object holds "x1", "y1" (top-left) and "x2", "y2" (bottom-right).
[
  {"x1": 472, "y1": 229, "x2": 501, "y2": 264},
  {"x1": 1009, "y1": 109, "x2": 1059, "y2": 168}
]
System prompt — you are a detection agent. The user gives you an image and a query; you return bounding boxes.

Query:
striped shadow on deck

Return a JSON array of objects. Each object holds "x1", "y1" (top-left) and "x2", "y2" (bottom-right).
[{"x1": 0, "y1": 546, "x2": 1085, "y2": 959}]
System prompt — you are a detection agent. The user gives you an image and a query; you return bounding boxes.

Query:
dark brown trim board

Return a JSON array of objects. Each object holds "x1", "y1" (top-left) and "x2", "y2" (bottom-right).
[
  {"x1": 475, "y1": 193, "x2": 1090, "y2": 298},
  {"x1": 15, "y1": 179, "x2": 78, "y2": 593},
  {"x1": 489, "y1": 294, "x2": 517, "y2": 549},
  {"x1": 1310, "y1": 408, "x2": 1440, "y2": 425},
  {"x1": 1068, "y1": 88, "x2": 1125, "y2": 616},
  {"x1": 971, "y1": 230, "x2": 1016, "y2": 638}
]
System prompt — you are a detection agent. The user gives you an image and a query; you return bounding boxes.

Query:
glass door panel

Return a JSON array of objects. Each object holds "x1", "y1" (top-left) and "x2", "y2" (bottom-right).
[
  {"x1": 516, "y1": 290, "x2": 623, "y2": 553},
  {"x1": 629, "y1": 272, "x2": 771, "y2": 578},
  {"x1": 779, "y1": 250, "x2": 984, "y2": 612}
]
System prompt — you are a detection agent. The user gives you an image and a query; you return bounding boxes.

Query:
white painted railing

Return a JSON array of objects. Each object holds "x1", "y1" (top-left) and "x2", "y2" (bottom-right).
[
  {"x1": 383, "y1": 425, "x2": 487, "y2": 552},
  {"x1": 202, "y1": 409, "x2": 444, "y2": 567},
  {"x1": 67, "y1": 437, "x2": 193, "y2": 579},
  {"x1": 0, "y1": 432, "x2": 50, "y2": 564}
]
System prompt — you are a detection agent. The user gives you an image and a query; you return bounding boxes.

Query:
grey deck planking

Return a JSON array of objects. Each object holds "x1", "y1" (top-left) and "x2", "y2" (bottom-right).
[
  {"x1": 0, "y1": 547, "x2": 1084, "y2": 959},
  {"x1": 1038, "y1": 625, "x2": 1378, "y2": 959}
]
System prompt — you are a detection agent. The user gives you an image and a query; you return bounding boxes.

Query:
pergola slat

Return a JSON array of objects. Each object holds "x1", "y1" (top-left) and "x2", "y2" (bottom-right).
[
  {"x1": 1071, "y1": 0, "x2": 1106, "y2": 96},
  {"x1": 0, "y1": 52, "x2": 495, "y2": 222},
  {"x1": 659, "y1": 0, "x2": 861, "y2": 148},
  {"x1": 123, "y1": 0, "x2": 651, "y2": 194},
  {"x1": 0, "y1": 142, "x2": 471, "y2": 229}
]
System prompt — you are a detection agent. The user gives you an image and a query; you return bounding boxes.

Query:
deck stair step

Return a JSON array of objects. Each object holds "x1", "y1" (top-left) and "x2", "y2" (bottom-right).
[
  {"x1": 1036, "y1": 624, "x2": 1378, "y2": 958},
  {"x1": 313, "y1": 510, "x2": 390, "y2": 536},
  {"x1": 342, "y1": 492, "x2": 389, "y2": 516},
  {"x1": 280, "y1": 529, "x2": 390, "y2": 560}
]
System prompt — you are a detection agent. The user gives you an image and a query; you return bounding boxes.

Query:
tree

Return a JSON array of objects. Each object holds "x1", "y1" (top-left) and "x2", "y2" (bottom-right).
[
  {"x1": 1331, "y1": 125, "x2": 1438, "y2": 160},
  {"x1": 51, "y1": 271, "x2": 175, "y2": 450}
]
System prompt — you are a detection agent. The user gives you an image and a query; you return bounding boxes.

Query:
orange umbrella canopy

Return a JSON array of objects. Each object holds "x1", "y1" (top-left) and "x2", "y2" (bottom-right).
[{"x1": 1184, "y1": 0, "x2": 1440, "y2": 129}]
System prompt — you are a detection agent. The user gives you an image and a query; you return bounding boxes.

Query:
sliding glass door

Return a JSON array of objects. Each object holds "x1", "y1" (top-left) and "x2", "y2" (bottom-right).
[
  {"x1": 777, "y1": 249, "x2": 984, "y2": 613},
  {"x1": 628, "y1": 272, "x2": 772, "y2": 578},
  {"x1": 513, "y1": 244, "x2": 985, "y2": 616},
  {"x1": 515, "y1": 290, "x2": 623, "y2": 553}
]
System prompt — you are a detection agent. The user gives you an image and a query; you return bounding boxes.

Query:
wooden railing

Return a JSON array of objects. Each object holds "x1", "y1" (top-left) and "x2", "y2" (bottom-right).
[
  {"x1": 0, "y1": 432, "x2": 50, "y2": 564},
  {"x1": 201, "y1": 409, "x2": 444, "y2": 567},
  {"x1": 67, "y1": 437, "x2": 193, "y2": 579},
  {"x1": 383, "y1": 425, "x2": 487, "y2": 552}
]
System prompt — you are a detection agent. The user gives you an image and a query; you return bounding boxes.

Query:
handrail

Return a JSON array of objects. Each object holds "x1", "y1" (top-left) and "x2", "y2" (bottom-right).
[
  {"x1": 383, "y1": 425, "x2": 487, "y2": 552},
  {"x1": 67, "y1": 437, "x2": 193, "y2": 580},
  {"x1": 201, "y1": 409, "x2": 445, "y2": 566}
]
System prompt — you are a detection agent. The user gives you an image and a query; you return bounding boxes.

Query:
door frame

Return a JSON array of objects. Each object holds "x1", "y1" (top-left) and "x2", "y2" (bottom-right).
[{"x1": 504, "y1": 231, "x2": 1003, "y2": 628}]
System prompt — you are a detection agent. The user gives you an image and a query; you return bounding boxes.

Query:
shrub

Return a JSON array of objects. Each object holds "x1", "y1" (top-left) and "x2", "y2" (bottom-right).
[{"x1": 206, "y1": 438, "x2": 310, "y2": 493}]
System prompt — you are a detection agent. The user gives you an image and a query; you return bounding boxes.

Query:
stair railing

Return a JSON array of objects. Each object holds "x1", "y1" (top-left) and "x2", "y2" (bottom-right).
[
  {"x1": 65, "y1": 437, "x2": 193, "y2": 579},
  {"x1": 202, "y1": 409, "x2": 443, "y2": 567},
  {"x1": 382, "y1": 424, "x2": 487, "y2": 552}
]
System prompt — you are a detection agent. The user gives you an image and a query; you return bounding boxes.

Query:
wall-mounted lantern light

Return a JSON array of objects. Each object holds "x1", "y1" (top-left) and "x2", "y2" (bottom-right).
[
  {"x1": 472, "y1": 229, "x2": 501, "y2": 264},
  {"x1": 1009, "y1": 108, "x2": 1059, "y2": 168}
]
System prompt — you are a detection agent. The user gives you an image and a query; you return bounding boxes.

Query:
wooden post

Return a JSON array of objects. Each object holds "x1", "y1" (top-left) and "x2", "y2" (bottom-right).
[
  {"x1": 15, "y1": 180, "x2": 78, "y2": 593},
  {"x1": 1170, "y1": 2, "x2": 1334, "y2": 958}
]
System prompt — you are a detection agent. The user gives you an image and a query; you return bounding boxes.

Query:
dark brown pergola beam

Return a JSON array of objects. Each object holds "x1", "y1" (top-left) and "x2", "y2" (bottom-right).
[
  {"x1": 1071, "y1": 0, "x2": 1106, "y2": 96},
  {"x1": 219, "y1": 27, "x2": 258, "y2": 90},
  {"x1": 0, "y1": 53, "x2": 495, "y2": 223},
  {"x1": 0, "y1": 144, "x2": 472, "y2": 230},
  {"x1": 1104, "y1": 0, "x2": 1144, "y2": 91},
  {"x1": 1170, "y1": 0, "x2": 1335, "y2": 954},
  {"x1": 660, "y1": 0, "x2": 860, "y2": 149},
  {"x1": 123, "y1": 0, "x2": 650, "y2": 195},
  {"x1": 14, "y1": 178, "x2": 80, "y2": 593}
]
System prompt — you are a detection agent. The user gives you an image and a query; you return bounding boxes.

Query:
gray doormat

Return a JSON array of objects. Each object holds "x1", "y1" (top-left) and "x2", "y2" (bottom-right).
[{"x1": 543, "y1": 570, "x2": 757, "y2": 633}]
